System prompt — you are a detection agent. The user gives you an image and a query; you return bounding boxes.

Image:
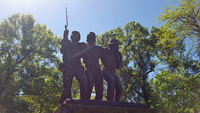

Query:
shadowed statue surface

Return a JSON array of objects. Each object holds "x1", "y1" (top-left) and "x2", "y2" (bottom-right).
[
  {"x1": 101, "y1": 39, "x2": 123, "y2": 101},
  {"x1": 59, "y1": 29, "x2": 89, "y2": 104},
  {"x1": 78, "y1": 32, "x2": 104, "y2": 100}
]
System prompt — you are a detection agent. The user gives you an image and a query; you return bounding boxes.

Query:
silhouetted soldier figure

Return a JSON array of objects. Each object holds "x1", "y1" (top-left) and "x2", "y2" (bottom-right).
[
  {"x1": 59, "y1": 29, "x2": 89, "y2": 104},
  {"x1": 101, "y1": 39, "x2": 123, "y2": 101},
  {"x1": 78, "y1": 32, "x2": 103, "y2": 100}
]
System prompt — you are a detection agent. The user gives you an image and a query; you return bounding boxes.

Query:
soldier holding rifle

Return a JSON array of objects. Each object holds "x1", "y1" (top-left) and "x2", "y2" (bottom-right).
[{"x1": 58, "y1": 8, "x2": 89, "y2": 103}]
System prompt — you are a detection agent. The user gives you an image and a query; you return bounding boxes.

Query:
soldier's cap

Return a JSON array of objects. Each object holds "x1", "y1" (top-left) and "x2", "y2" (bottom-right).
[
  {"x1": 108, "y1": 39, "x2": 122, "y2": 45},
  {"x1": 87, "y1": 32, "x2": 96, "y2": 39}
]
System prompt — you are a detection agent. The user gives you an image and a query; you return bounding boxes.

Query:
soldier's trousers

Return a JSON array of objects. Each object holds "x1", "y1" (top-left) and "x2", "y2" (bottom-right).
[
  {"x1": 59, "y1": 69, "x2": 89, "y2": 104},
  {"x1": 86, "y1": 70, "x2": 103, "y2": 100},
  {"x1": 102, "y1": 68, "x2": 123, "y2": 101}
]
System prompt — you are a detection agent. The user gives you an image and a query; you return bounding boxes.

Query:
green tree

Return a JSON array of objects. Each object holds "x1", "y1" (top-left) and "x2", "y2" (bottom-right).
[
  {"x1": 157, "y1": 0, "x2": 200, "y2": 55},
  {"x1": 151, "y1": 0, "x2": 200, "y2": 112},
  {"x1": 153, "y1": 70, "x2": 200, "y2": 113},
  {"x1": 121, "y1": 22, "x2": 159, "y2": 107},
  {"x1": 0, "y1": 13, "x2": 62, "y2": 112},
  {"x1": 97, "y1": 21, "x2": 159, "y2": 107},
  {"x1": 156, "y1": 0, "x2": 200, "y2": 75}
]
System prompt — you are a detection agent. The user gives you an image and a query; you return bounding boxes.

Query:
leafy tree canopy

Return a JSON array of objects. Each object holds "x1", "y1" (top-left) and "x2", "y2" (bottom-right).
[{"x1": 0, "y1": 13, "x2": 63, "y2": 112}]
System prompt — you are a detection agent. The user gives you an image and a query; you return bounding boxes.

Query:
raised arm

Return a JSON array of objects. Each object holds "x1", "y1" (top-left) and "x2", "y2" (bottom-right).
[{"x1": 60, "y1": 29, "x2": 70, "y2": 54}]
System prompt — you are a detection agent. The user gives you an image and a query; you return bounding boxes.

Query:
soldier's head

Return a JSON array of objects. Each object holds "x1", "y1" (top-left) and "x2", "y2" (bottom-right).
[
  {"x1": 86, "y1": 32, "x2": 96, "y2": 46},
  {"x1": 70, "y1": 31, "x2": 80, "y2": 44},
  {"x1": 108, "y1": 39, "x2": 121, "y2": 51}
]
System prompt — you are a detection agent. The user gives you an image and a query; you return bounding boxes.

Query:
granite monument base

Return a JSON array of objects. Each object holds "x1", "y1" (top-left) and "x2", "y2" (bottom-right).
[{"x1": 53, "y1": 100, "x2": 156, "y2": 113}]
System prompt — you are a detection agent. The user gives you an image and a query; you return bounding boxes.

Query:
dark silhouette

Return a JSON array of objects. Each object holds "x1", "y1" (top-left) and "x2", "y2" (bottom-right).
[
  {"x1": 59, "y1": 29, "x2": 89, "y2": 104},
  {"x1": 78, "y1": 32, "x2": 103, "y2": 100},
  {"x1": 59, "y1": 30, "x2": 123, "y2": 102},
  {"x1": 101, "y1": 39, "x2": 123, "y2": 101}
]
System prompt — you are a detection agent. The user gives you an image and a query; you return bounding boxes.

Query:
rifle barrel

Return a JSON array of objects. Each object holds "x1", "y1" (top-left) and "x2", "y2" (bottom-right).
[{"x1": 65, "y1": 7, "x2": 68, "y2": 28}]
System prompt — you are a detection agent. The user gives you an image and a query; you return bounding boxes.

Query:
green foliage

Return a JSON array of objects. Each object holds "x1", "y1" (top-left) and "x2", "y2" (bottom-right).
[
  {"x1": 97, "y1": 21, "x2": 159, "y2": 107},
  {"x1": 151, "y1": 0, "x2": 200, "y2": 112},
  {"x1": 153, "y1": 70, "x2": 200, "y2": 113},
  {"x1": 0, "y1": 13, "x2": 62, "y2": 112},
  {"x1": 157, "y1": 0, "x2": 200, "y2": 55},
  {"x1": 121, "y1": 22, "x2": 159, "y2": 108},
  {"x1": 96, "y1": 26, "x2": 124, "y2": 47}
]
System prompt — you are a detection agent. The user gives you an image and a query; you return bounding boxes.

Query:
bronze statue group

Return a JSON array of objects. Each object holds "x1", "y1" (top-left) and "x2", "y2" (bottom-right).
[{"x1": 58, "y1": 28, "x2": 123, "y2": 104}]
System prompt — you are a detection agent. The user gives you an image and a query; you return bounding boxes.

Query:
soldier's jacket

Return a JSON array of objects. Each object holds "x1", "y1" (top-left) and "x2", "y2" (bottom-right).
[
  {"x1": 101, "y1": 48, "x2": 122, "y2": 72},
  {"x1": 60, "y1": 38, "x2": 83, "y2": 72},
  {"x1": 77, "y1": 42, "x2": 103, "y2": 72}
]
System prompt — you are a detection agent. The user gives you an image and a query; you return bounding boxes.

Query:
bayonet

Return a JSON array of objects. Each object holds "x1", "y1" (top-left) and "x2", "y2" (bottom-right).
[{"x1": 65, "y1": 7, "x2": 68, "y2": 30}]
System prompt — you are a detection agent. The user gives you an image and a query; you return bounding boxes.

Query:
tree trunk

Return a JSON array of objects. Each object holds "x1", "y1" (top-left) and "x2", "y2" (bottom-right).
[{"x1": 141, "y1": 75, "x2": 150, "y2": 108}]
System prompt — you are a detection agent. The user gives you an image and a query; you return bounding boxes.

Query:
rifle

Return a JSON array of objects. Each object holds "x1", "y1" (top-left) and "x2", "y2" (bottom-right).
[
  {"x1": 63, "y1": 7, "x2": 71, "y2": 80},
  {"x1": 65, "y1": 7, "x2": 68, "y2": 30},
  {"x1": 58, "y1": 7, "x2": 72, "y2": 102}
]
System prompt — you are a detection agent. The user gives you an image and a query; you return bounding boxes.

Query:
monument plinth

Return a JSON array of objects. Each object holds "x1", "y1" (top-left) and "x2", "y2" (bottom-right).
[{"x1": 53, "y1": 100, "x2": 156, "y2": 113}]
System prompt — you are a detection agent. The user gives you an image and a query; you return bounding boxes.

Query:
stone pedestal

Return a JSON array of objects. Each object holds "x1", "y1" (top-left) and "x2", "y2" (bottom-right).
[{"x1": 53, "y1": 100, "x2": 156, "y2": 113}]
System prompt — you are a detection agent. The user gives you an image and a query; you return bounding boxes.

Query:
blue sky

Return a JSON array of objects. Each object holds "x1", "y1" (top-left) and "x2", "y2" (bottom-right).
[
  {"x1": 0, "y1": 0, "x2": 167, "y2": 42},
  {"x1": 1, "y1": 0, "x2": 188, "y2": 78}
]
